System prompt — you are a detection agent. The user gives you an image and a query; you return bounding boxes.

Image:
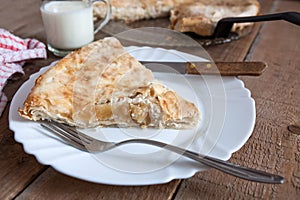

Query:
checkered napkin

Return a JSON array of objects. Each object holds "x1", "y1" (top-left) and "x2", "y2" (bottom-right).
[{"x1": 0, "y1": 28, "x2": 47, "y2": 116}]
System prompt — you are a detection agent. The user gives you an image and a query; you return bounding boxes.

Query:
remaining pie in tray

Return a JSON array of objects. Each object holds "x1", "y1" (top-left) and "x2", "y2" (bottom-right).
[
  {"x1": 18, "y1": 37, "x2": 200, "y2": 129},
  {"x1": 90, "y1": 0, "x2": 193, "y2": 23},
  {"x1": 91, "y1": 0, "x2": 259, "y2": 37},
  {"x1": 169, "y1": 0, "x2": 260, "y2": 36}
]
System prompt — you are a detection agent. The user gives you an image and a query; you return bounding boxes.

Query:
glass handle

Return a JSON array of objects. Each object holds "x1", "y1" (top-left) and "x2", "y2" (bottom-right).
[{"x1": 93, "y1": 0, "x2": 111, "y2": 34}]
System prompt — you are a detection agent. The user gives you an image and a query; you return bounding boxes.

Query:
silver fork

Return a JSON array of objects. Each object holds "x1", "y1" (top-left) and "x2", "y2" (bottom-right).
[{"x1": 41, "y1": 121, "x2": 284, "y2": 184}]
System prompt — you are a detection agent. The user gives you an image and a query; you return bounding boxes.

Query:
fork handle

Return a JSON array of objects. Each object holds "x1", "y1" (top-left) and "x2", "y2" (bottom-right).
[
  {"x1": 119, "y1": 139, "x2": 284, "y2": 184},
  {"x1": 214, "y1": 12, "x2": 300, "y2": 38}
]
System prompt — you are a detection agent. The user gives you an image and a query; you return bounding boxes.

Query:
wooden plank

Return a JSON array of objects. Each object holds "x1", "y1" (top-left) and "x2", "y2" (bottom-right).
[
  {"x1": 16, "y1": 168, "x2": 180, "y2": 200},
  {"x1": 0, "y1": 0, "x2": 45, "y2": 39},
  {"x1": 175, "y1": 0, "x2": 300, "y2": 199},
  {"x1": 0, "y1": 103, "x2": 47, "y2": 200},
  {"x1": 0, "y1": 1, "x2": 57, "y2": 199}
]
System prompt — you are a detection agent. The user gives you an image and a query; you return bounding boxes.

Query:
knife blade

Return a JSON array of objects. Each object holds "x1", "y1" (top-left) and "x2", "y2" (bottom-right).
[{"x1": 141, "y1": 61, "x2": 267, "y2": 76}]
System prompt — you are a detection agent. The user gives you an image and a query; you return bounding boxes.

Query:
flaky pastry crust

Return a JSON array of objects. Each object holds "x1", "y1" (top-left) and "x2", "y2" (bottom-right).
[
  {"x1": 169, "y1": 0, "x2": 260, "y2": 36},
  {"x1": 18, "y1": 37, "x2": 200, "y2": 129},
  {"x1": 90, "y1": 0, "x2": 193, "y2": 23}
]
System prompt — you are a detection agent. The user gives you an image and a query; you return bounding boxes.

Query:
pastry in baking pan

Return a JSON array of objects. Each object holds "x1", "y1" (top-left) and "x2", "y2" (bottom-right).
[
  {"x1": 18, "y1": 37, "x2": 200, "y2": 129},
  {"x1": 91, "y1": 0, "x2": 259, "y2": 36},
  {"x1": 90, "y1": 0, "x2": 193, "y2": 23},
  {"x1": 169, "y1": 0, "x2": 260, "y2": 36}
]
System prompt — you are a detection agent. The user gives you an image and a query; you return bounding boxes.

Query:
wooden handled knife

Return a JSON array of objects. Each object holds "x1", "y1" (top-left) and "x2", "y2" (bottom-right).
[{"x1": 141, "y1": 61, "x2": 267, "y2": 76}]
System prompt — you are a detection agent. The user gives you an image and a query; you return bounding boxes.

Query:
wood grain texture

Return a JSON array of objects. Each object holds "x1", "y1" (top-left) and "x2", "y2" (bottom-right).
[
  {"x1": 0, "y1": 104, "x2": 47, "y2": 200},
  {"x1": 175, "y1": 0, "x2": 300, "y2": 199},
  {"x1": 0, "y1": 1, "x2": 57, "y2": 200},
  {"x1": 1, "y1": 0, "x2": 299, "y2": 199},
  {"x1": 16, "y1": 168, "x2": 180, "y2": 200}
]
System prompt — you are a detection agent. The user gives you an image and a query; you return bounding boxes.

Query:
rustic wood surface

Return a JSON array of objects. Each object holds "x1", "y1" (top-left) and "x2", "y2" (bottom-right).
[{"x1": 0, "y1": 0, "x2": 299, "y2": 199}]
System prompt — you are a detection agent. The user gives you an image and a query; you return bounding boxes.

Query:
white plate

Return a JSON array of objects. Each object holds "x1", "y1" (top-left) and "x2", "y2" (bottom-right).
[{"x1": 9, "y1": 47, "x2": 255, "y2": 185}]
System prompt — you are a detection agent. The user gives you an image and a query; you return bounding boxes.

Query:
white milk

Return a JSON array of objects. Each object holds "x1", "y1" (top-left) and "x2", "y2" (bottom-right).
[{"x1": 41, "y1": 1, "x2": 94, "y2": 50}]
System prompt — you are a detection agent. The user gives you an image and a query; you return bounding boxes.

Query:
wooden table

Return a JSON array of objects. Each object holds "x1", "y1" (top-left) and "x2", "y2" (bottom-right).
[{"x1": 0, "y1": 0, "x2": 299, "y2": 199}]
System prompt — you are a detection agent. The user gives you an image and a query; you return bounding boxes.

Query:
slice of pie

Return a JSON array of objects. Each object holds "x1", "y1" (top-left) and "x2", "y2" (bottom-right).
[
  {"x1": 169, "y1": 0, "x2": 260, "y2": 37},
  {"x1": 18, "y1": 37, "x2": 200, "y2": 129}
]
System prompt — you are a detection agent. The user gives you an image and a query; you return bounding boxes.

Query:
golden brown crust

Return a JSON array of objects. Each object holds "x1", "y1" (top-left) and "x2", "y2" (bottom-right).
[
  {"x1": 169, "y1": 0, "x2": 260, "y2": 36},
  {"x1": 19, "y1": 37, "x2": 200, "y2": 129}
]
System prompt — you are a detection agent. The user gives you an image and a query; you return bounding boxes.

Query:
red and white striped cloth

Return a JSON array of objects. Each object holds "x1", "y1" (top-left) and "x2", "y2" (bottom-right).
[{"x1": 0, "y1": 28, "x2": 47, "y2": 116}]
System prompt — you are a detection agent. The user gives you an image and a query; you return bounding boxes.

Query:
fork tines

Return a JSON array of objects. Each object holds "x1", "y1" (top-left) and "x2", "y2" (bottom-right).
[{"x1": 40, "y1": 121, "x2": 91, "y2": 151}]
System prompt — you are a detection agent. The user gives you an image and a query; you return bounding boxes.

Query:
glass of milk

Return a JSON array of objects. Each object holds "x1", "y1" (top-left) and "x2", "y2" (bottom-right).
[{"x1": 40, "y1": 0, "x2": 111, "y2": 57}]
